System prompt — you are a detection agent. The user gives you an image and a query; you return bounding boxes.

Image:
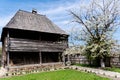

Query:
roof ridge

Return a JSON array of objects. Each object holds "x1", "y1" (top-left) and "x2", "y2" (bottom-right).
[{"x1": 18, "y1": 9, "x2": 45, "y2": 16}]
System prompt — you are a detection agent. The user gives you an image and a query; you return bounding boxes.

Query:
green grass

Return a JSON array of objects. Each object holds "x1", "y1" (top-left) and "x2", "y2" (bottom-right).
[
  {"x1": 103, "y1": 67, "x2": 120, "y2": 73},
  {"x1": 0, "y1": 69, "x2": 110, "y2": 80}
]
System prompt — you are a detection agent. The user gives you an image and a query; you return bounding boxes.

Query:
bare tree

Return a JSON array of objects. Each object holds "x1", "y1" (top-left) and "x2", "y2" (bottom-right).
[{"x1": 70, "y1": 0, "x2": 120, "y2": 67}]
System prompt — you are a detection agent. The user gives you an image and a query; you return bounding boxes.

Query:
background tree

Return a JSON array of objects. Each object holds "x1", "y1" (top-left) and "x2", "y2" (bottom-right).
[{"x1": 70, "y1": 0, "x2": 120, "y2": 68}]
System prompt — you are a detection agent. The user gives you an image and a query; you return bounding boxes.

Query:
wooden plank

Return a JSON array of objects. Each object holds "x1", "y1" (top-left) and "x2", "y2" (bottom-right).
[
  {"x1": 10, "y1": 42, "x2": 66, "y2": 47},
  {"x1": 9, "y1": 49, "x2": 64, "y2": 52},
  {"x1": 10, "y1": 44, "x2": 65, "y2": 48},
  {"x1": 10, "y1": 38, "x2": 67, "y2": 45},
  {"x1": 7, "y1": 62, "x2": 63, "y2": 68}
]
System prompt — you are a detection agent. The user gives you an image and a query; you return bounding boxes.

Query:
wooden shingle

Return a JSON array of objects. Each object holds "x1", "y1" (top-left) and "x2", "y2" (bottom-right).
[{"x1": 4, "y1": 10, "x2": 68, "y2": 35}]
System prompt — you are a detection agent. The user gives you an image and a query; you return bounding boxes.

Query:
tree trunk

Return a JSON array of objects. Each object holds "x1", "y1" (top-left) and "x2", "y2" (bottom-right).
[
  {"x1": 100, "y1": 58, "x2": 105, "y2": 68},
  {"x1": 89, "y1": 58, "x2": 92, "y2": 66}
]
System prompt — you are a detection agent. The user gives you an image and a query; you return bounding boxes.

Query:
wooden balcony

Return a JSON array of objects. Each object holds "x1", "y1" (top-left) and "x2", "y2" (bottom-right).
[{"x1": 8, "y1": 38, "x2": 68, "y2": 52}]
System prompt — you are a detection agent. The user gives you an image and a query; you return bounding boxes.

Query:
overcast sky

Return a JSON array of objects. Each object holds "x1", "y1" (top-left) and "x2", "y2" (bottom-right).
[{"x1": 0, "y1": 0, "x2": 120, "y2": 44}]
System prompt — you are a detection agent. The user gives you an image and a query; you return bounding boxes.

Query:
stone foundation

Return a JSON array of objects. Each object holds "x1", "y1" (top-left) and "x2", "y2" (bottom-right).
[{"x1": 5, "y1": 62, "x2": 65, "y2": 76}]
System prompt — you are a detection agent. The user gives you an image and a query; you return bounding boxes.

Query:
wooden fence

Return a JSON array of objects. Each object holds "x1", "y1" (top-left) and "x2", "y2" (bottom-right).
[{"x1": 67, "y1": 54, "x2": 120, "y2": 67}]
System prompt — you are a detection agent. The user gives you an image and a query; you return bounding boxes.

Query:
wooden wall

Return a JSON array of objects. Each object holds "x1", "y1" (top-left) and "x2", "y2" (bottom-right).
[
  {"x1": 9, "y1": 38, "x2": 68, "y2": 52},
  {"x1": 1, "y1": 29, "x2": 68, "y2": 68}
]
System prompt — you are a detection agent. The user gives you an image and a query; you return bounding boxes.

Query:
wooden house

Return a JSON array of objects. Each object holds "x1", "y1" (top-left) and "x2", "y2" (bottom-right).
[{"x1": 1, "y1": 10, "x2": 68, "y2": 72}]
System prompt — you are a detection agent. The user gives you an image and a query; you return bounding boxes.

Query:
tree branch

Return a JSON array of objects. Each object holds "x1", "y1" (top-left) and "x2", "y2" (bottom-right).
[{"x1": 70, "y1": 11, "x2": 95, "y2": 39}]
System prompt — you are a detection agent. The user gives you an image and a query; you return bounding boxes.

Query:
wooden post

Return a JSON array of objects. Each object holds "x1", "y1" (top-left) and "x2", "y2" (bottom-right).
[
  {"x1": 62, "y1": 53, "x2": 65, "y2": 66},
  {"x1": 58, "y1": 53, "x2": 61, "y2": 62},
  {"x1": 68, "y1": 54, "x2": 70, "y2": 62},
  {"x1": 39, "y1": 34, "x2": 42, "y2": 64},
  {"x1": 7, "y1": 52, "x2": 9, "y2": 66},
  {"x1": 6, "y1": 31, "x2": 10, "y2": 67},
  {"x1": 1, "y1": 42, "x2": 5, "y2": 67},
  {"x1": 39, "y1": 52, "x2": 42, "y2": 64}
]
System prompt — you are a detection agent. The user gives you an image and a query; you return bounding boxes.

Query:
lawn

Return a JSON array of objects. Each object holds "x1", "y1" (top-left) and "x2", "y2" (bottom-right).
[{"x1": 0, "y1": 69, "x2": 110, "y2": 80}]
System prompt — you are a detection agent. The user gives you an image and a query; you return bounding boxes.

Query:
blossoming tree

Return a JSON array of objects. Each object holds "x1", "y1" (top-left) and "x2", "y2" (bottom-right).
[{"x1": 70, "y1": 0, "x2": 120, "y2": 67}]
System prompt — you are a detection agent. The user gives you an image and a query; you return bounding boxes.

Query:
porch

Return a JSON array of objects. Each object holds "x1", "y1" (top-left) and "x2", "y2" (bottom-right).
[{"x1": 8, "y1": 52, "x2": 63, "y2": 67}]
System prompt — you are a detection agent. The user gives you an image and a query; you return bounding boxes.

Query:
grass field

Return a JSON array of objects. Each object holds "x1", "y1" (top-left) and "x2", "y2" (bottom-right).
[{"x1": 1, "y1": 69, "x2": 110, "y2": 80}]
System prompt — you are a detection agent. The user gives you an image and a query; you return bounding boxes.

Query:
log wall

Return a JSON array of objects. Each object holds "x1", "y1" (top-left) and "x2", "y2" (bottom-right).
[{"x1": 9, "y1": 38, "x2": 68, "y2": 52}]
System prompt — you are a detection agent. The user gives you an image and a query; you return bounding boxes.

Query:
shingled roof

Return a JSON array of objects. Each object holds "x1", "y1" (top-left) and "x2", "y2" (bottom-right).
[{"x1": 4, "y1": 10, "x2": 68, "y2": 35}]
